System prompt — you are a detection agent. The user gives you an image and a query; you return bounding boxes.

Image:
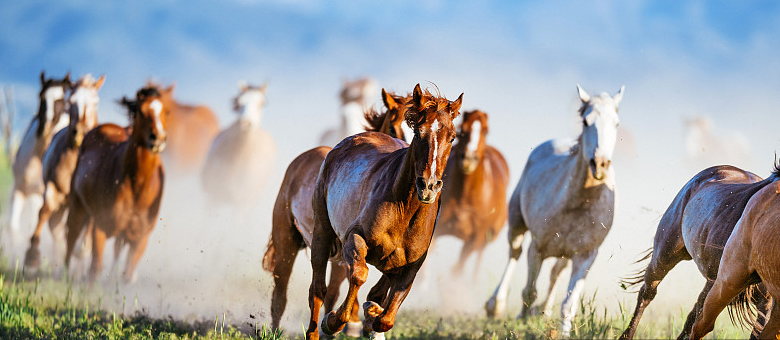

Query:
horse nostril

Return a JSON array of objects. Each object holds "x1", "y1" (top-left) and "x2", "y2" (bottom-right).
[
  {"x1": 434, "y1": 180, "x2": 443, "y2": 190},
  {"x1": 149, "y1": 131, "x2": 157, "y2": 141},
  {"x1": 415, "y1": 177, "x2": 425, "y2": 190},
  {"x1": 589, "y1": 158, "x2": 597, "y2": 169}
]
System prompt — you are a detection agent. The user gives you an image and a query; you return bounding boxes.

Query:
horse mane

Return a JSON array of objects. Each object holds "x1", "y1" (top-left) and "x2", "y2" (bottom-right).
[
  {"x1": 73, "y1": 74, "x2": 97, "y2": 88},
  {"x1": 404, "y1": 87, "x2": 453, "y2": 129},
  {"x1": 363, "y1": 92, "x2": 409, "y2": 132},
  {"x1": 119, "y1": 87, "x2": 160, "y2": 120},
  {"x1": 772, "y1": 154, "x2": 780, "y2": 178}
]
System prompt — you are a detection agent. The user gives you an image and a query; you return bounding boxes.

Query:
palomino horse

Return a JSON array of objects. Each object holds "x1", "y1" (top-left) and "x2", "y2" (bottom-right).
[
  {"x1": 690, "y1": 166, "x2": 780, "y2": 339},
  {"x1": 305, "y1": 84, "x2": 462, "y2": 340},
  {"x1": 485, "y1": 85, "x2": 624, "y2": 337},
  {"x1": 621, "y1": 165, "x2": 773, "y2": 339},
  {"x1": 319, "y1": 77, "x2": 377, "y2": 146},
  {"x1": 435, "y1": 109, "x2": 509, "y2": 276},
  {"x1": 262, "y1": 89, "x2": 408, "y2": 336},
  {"x1": 201, "y1": 81, "x2": 276, "y2": 208},
  {"x1": 153, "y1": 82, "x2": 219, "y2": 175},
  {"x1": 65, "y1": 86, "x2": 167, "y2": 283},
  {"x1": 24, "y1": 74, "x2": 105, "y2": 271},
  {"x1": 6, "y1": 71, "x2": 71, "y2": 242}
]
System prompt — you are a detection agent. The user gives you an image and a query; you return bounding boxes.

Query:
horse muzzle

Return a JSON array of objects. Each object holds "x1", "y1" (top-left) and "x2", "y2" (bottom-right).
[
  {"x1": 415, "y1": 176, "x2": 443, "y2": 204},
  {"x1": 461, "y1": 153, "x2": 479, "y2": 174},
  {"x1": 589, "y1": 157, "x2": 611, "y2": 181},
  {"x1": 146, "y1": 132, "x2": 167, "y2": 154}
]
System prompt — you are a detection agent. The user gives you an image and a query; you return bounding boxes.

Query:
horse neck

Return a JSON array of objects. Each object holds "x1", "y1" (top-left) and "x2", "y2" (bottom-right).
[{"x1": 392, "y1": 139, "x2": 422, "y2": 205}]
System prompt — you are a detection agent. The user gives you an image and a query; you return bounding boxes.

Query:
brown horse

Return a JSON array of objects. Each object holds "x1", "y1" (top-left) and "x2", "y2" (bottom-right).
[
  {"x1": 65, "y1": 86, "x2": 167, "y2": 283},
  {"x1": 435, "y1": 109, "x2": 509, "y2": 276},
  {"x1": 620, "y1": 165, "x2": 774, "y2": 339},
  {"x1": 153, "y1": 83, "x2": 219, "y2": 175},
  {"x1": 262, "y1": 89, "x2": 408, "y2": 336},
  {"x1": 305, "y1": 84, "x2": 462, "y2": 340},
  {"x1": 6, "y1": 71, "x2": 71, "y2": 241},
  {"x1": 689, "y1": 167, "x2": 780, "y2": 339},
  {"x1": 24, "y1": 74, "x2": 104, "y2": 271}
]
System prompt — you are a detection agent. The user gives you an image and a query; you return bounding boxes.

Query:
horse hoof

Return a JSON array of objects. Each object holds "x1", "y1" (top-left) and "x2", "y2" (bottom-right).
[
  {"x1": 344, "y1": 321, "x2": 362, "y2": 337},
  {"x1": 363, "y1": 301, "x2": 384, "y2": 318},
  {"x1": 320, "y1": 311, "x2": 344, "y2": 335},
  {"x1": 485, "y1": 297, "x2": 505, "y2": 318},
  {"x1": 23, "y1": 248, "x2": 41, "y2": 270}
]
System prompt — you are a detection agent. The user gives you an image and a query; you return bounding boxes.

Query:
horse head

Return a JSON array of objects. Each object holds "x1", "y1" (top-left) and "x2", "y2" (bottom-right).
[
  {"x1": 121, "y1": 87, "x2": 169, "y2": 154},
  {"x1": 577, "y1": 84, "x2": 624, "y2": 181},
  {"x1": 363, "y1": 89, "x2": 408, "y2": 140},
  {"x1": 68, "y1": 74, "x2": 104, "y2": 147},
  {"x1": 36, "y1": 71, "x2": 73, "y2": 138},
  {"x1": 455, "y1": 110, "x2": 489, "y2": 174},
  {"x1": 233, "y1": 80, "x2": 267, "y2": 128},
  {"x1": 405, "y1": 84, "x2": 462, "y2": 204}
]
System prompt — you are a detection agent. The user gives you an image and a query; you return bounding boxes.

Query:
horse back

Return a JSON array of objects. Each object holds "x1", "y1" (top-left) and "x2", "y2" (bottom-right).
[{"x1": 667, "y1": 165, "x2": 767, "y2": 278}]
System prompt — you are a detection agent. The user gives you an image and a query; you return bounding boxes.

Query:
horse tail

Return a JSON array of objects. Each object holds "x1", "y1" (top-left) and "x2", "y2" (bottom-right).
[
  {"x1": 619, "y1": 247, "x2": 653, "y2": 291},
  {"x1": 262, "y1": 235, "x2": 275, "y2": 273},
  {"x1": 727, "y1": 282, "x2": 767, "y2": 331}
]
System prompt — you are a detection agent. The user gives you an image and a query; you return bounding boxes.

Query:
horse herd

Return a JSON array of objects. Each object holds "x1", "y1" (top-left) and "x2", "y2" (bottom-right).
[{"x1": 2, "y1": 71, "x2": 779, "y2": 340}]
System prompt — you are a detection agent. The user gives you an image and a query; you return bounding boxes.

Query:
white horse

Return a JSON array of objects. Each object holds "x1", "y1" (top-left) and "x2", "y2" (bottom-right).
[
  {"x1": 6, "y1": 72, "x2": 72, "y2": 245},
  {"x1": 201, "y1": 81, "x2": 276, "y2": 210},
  {"x1": 485, "y1": 85, "x2": 624, "y2": 337},
  {"x1": 319, "y1": 77, "x2": 377, "y2": 146}
]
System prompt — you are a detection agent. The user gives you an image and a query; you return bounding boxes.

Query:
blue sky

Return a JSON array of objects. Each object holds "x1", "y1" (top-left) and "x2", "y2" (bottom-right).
[{"x1": 2, "y1": 0, "x2": 780, "y2": 319}]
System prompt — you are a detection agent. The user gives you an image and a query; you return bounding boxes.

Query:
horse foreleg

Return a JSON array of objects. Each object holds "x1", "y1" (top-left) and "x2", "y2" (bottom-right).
[
  {"x1": 541, "y1": 258, "x2": 568, "y2": 317},
  {"x1": 7, "y1": 189, "x2": 25, "y2": 236},
  {"x1": 322, "y1": 233, "x2": 369, "y2": 336},
  {"x1": 122, "y1": 234, "x2": 150, "y2": 284},
  {"x1": 324, "y1": 261, "x2": 361, "y2": 337},
  {"x1": 370, "y1": 259, "x2": 424, "y2": 335},
  {"x1": 111, "y1": 236, "x2": 125, "y2": 277},
  {"x1": 560, "y1": 250, "x2": 598, "y2": 337},
  {"x1": 88, "y1": 226, "x2": 107, "y2": 284},
  {"x1": 485, "y1": 221, "x2": 527, "y2": 318},
  {"x1": 677, "y1": 280, "x2": 715, "y2": 340},
  {"x1": 64, "y1": 200, "x2": 88, "y2": 278},
  {"x1": 453, "y1": 238, "x2": 476, "y2": 277},
  {"x1": 363, "y1": 274, "x2": 392, "y2": 335},
  {"x1": 24, "y1": 198, "x2": 54, "y2": 271},
  {"x1": 518, "y1": 239, "x2": 543, "y2": 320}
]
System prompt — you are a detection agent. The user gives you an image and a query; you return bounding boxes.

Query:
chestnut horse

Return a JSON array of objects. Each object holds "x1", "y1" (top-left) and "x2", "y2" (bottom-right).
[
  {"x1": 262, "y1": 89, "x2": 407, "y2": 336},
  {"x1": 201, "y1": 81, "x2": 276, "y2": 208},
  {"x1": 6, "y1": 71, "x2": 71, "y2": 242},
  {"x1": 690, "y1": 166, "x2": 780, "y2": 339},
  {"x1": 65, "y1": 86, "x2": 167, "y2": 283},
  {"x1": 319, "y1": 77, "x2": 377, "y2": 146},
  {"x1": 435, "y1": 109, "x2": 509, "y2": 276},
  {"x1": 153, "y1": 83, "x2": 219, "y2": 175},
  {"x1": 24, "y1": 74, "x2": 104, "y2": 271},
  {"x1": 305, "y1": 84, "x2": 462, "y2": 340},
  {"x1": 485, "y1": 85, "x2": 624, "y2": 337}
]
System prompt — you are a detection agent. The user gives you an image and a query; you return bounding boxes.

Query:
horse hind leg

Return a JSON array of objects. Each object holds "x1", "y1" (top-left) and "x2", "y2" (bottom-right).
[
  {"x1": 267, "y1": 217, "x2": 304, "y2": 330},
  {"x1": 690, "y1": 274, "x2": 753, "y2": 339},
  {"x1": 758, "y1": 295, "x2": 780, "y2": 339},
  {"x1": 541, "y1": 257, "x2": 568, "y2": 317},
  {"x1": 64, "y1": 199, "x2": 89, "y2": 280},
  {"x1": 122, "y1": 234, "x2": 150, "y2": 284},
  {"x1": 518, "y1": 239, "x2": 544, "y2": 320},
  {"x1": 485, "y1": 205, "x2": 528, "y2": 318},
  {"x1": 305, "y1": 194, "x2": 336, "y2": 340},
  {"x1": 677, "y1": 280, "x2": 715, "y2": 340}
]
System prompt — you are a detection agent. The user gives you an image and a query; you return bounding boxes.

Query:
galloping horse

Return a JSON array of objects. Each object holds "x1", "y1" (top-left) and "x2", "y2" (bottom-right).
[
  {"x1": 305, "y1": 84, "x2": 462, "y2": 340},
  {"x1": 262, "y1": 89, "x2": 407, "y2": 336},
  {"x1": 485, "y1": 85, "x2": 624, "y2": 337},
  {"x1": 690, "y1": 166, "x2": 780, "y2": 339},
  {"x1": 7, "y1": 72, "x2": 71, "y2": 241},
  {"x1": 201, "y1": 81, "x2": 276, "y2": 208},
  {"x1": 319, "y1": 77, "x2": 377, "y2": 146},
  {"x1": 24, "y1": 74, "x2": 104, "y2": 271},
  {"x1": 435, "y1": 109, "x2": 509, "y2": 276},
  {"x1": 65, "y1": 86, "x2": 167, "y2": 283},
  {"x1": 153, "y1": 82, "x2": 219, "y2": 175},
  {"x1": 621, "y1": 165, "x2": 774, "y2": 339}
]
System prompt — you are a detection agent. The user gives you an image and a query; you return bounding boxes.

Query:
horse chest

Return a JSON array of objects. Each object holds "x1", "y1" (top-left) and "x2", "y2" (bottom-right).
[{"x1": 530, "y1": 193, "x2": 614, "y2": 256}]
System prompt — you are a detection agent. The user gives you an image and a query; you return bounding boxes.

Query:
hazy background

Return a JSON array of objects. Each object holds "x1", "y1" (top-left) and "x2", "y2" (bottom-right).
[{"x1": 2, "y1": 0, "x2": 780, "y2": 334}]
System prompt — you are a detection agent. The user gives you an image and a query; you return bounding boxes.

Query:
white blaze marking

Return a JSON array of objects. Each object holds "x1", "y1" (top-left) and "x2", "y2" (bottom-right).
[
  {"x1": 44, "y1": 86, "x2": 65, "y2": 122},
  {"x1": 430, "y1": 119, "x2": 440, "y2": 176},
  {"x1": 150, "y1": 99, "x2": 164, "y2": 133},
  {"x1": 467, "y1": 120, "x2": 481, "y2": 153}
]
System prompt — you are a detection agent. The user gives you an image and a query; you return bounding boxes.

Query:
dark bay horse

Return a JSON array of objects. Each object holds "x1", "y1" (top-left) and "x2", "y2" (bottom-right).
[
  {"x1": 621, "y1": 165, "x2": 774, "y2": 339},
  {"x1": 262, "y1": 89, "x2": 408, "y2": 336},
  {"x1": 305, "y1": 84, "x2": 462, "y2": 340},
  {"x1": 435, "y1": 109, "x2": 509, "y2": 276},
  {"x1": 24, "y1": 74, "x2": 104, "y2": 271},
  {"x1": 690, "y1": 166, "x2": 780, "y2": 339},
  {"x1": 485, "y1": 85, "x2": 624, "y2": 337},
  {"x1": 154, "y1": 83, "x2": 219, "y2": 175},
  {"x1": 65, "y1": 86, "x2": 167, "y2": 283},
  {"x1": 7, "y1": 72, "x2": 71, "y2": 241}
]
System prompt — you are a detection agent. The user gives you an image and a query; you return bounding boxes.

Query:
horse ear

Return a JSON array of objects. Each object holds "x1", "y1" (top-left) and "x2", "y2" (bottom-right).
[
  {"x1": 576, "y1": 84, "x2": 590, "y2": 103},
  {"x1": 95, "y1": 74, "x2": 106, "y2": 90},
  {"x1": 613, "y1": 85, "x2": 625, "y2": 106},
  {"x1": 260, "y1": 82, "x2": 268, "y2": 93},
  {"x1": 237, "y1": 80, "x2": 248, "y2": 91},
  {"x1": 449, "y1": 93, "x2": 463, "y2": 118},
  {"x1": 412, "y1": 84, "x2": 424, "y2": 108},
  {"x1": 382, "y1": 88, "x2": 398, "y2": 111},
  {"x1": 64, "y1": 72, "x2": 71, "y2": 87},
  {"x1": 166, "y1": 83, "x2": 176, "y2": 94},
  {"x1": 40, "y1": 71, "x2": 46, "y2": 85}
]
